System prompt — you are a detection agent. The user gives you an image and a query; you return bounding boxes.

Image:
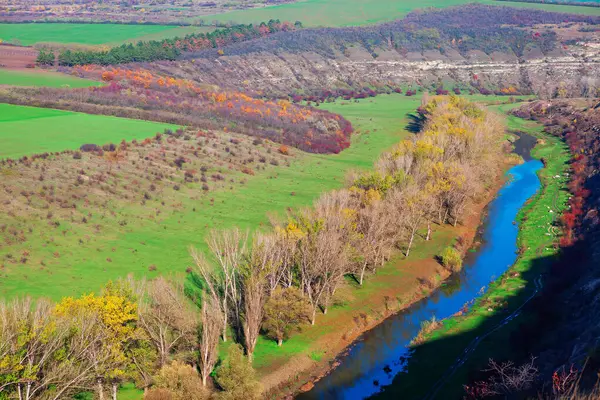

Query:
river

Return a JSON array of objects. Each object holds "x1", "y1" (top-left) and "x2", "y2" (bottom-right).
[{"x1": 297, "y1": 134, "x2": 543, "y2": 400}]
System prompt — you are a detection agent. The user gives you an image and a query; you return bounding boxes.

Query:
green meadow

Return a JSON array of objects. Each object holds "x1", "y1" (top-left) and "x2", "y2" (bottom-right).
[
  {"x1": 202, "y1": 0, "x2": 600, "y2": 27},
  {"x1": 0, "y1": 69, "x2": 101, "y2": 88},
  {"x1": 0, "y1": 103, "x2": 178, "y2": 159},
  {"x1": 0, "y1": 23, "x2": 209, "y2": 46},
  {"x1": 0, "y1": 95, "x2": 421, "y2": 300}
]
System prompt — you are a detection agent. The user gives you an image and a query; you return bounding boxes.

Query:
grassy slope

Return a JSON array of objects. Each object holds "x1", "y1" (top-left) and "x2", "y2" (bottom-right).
[
  {"x1": 0, "y1": 69, "x2": 101, "y2": 88},
  {"x1": 0, "y1": 23, "x2": 208, "y2": 46},
  {"x1": 0, "y1": 94, "x2": 419, "y2": 300},
  {"x1": 117, "y1": 26, "x2": 215, "y2": 44},
  {"x1": 379, "y1": 108, "x2": 570, "y2": 399},
  {"x1": 201, "y1": 0, "x2": 600, "y2": 27},
  {"x1": 0, "y1": 95, "x2": 524, "y2": 300},
  {"x1": 0, "y1": 104, "x2": 178, "y2": 159}
]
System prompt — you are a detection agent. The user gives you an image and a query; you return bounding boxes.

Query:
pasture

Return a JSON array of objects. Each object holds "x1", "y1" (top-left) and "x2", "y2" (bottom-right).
[
  {"x1": 0, "y1": 95, "x2": 421, "y2": 300},
  {"x1": 0, "y1": 23, "x2": 211, "y2": 46},
  {"x1": 0, "y1": 69, "x2": 101, "y2": 88},
  {"x1": 202, "y1": 0, "x2": 600, "y2": 27},
  {"x1": 0, "y1": 94, "x2": 527, "y2": 301},
  {"x1": 0, "y1": 104, "x2": 177, "y2": 159}
]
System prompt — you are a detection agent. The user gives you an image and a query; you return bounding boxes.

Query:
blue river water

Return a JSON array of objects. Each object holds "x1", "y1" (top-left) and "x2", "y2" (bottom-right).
[{"x1": 298, "y1": 156, "x2": 543, "y2": 400}]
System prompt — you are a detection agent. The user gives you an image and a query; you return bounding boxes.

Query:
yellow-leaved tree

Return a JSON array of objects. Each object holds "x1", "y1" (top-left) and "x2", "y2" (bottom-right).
[{"x1": 55, "y1": 282, "x2": 138, "y2": 400}]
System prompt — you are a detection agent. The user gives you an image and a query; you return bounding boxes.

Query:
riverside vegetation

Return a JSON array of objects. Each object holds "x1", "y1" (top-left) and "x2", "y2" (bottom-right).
[{"x1": 0, "y1": 96, "x2": 511, "y2": 399}]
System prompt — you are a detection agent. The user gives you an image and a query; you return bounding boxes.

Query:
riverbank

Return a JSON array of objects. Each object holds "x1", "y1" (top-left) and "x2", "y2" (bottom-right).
[
  {"x1": 371, "y1": 115, "x2": 571, "y2": 399},
  {"x1": 261, "y1": 152, "x2": 519, "y2": 398}
]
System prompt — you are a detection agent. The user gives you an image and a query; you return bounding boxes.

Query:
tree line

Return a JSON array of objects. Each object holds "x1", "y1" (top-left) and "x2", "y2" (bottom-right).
[
  {"x1": 0, "y1": 96, "x2": 506, "y2": 399},
  {"x1": 38, "y1": 20, "x2": 302, "y2": 67}
]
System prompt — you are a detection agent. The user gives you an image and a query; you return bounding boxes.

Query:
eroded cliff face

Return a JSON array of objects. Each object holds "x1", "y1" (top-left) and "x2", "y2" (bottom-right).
[{"x1": 148, "y1": 40, "x2": 600, "y2": 98}]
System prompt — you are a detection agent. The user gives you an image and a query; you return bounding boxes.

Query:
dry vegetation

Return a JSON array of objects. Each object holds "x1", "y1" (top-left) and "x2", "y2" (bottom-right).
[
  {"x1": 0, "y1": 127, "x2": 291, "y2": 263},
  {"x1": 1, "y1": 0, "x2": 299, "y2": 24}
]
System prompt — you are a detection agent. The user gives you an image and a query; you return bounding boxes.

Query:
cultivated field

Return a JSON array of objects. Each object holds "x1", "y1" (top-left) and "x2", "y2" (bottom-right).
[
  {"x1": 202, "y1": 0, "x2": 600, "y2": 26},
  {"x1": 0, "y1": 23, "x2": 213, "y2": 46},
  {"x1": 0, "y1": 104, "x2": 177, "y2": 159},
  {"x1": 0, "y1": 69, "x2": 101, "y2": 88},
  {"x1": 0, "y1": 44, "x2": 37, "y2": 67}
]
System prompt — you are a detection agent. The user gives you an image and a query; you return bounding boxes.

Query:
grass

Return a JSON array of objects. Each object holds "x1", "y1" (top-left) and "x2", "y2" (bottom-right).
[
  {"x1": 0, "y1": 94, "x2": 522, "y2": 299},
  {"x1": 0, "y1": 69, "x2": 101, "y2": 88},
  {"x1": 200, "y1": 0, "x2": 600, "y2": 27},
  {"x1": 0, "y1": 103, "x2": 178, "y2": 159},
  {"x1": 117, "y1": 26, "x2": 215, "y2": 45},
  {"x1": 0, "y1": 23, "x2": 211, "y2": 46},
  {"x1": 379, "y1": 112, "x2": 571, "y2": 399},
  {"x1": 0, "y1": 94, "x2": 532, "y2": 394}
]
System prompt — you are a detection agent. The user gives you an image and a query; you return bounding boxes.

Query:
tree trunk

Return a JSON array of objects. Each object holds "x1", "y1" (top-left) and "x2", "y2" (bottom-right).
[
  {"x1": 202, "y1": 374, "x2": 207, "y2": 387},
  {"x1": 311, "y1": 308, "x2": 316, "y2": 325},
  {"x1": 26, "y1": 382, "x2": 31, "y2": 400},
  {"x1": 222, "y1": 298, "x2": 228, "y2": 342},
  {"x1": 426, "y1": 221, "x2": 431, "y2": 241},
  {"x1": 406, "y1": 230, "x2": 415, "y2": 257},
  {"x1": 112, "y1": 383, "x2": 117, "y2": 400},
  {"x1": 17, "y1": 383, "x2": 23, "y2": 400},
  {"x1": 97, "y1": 380, "x2": 104, "y2": 400},
  {"x1": 443, "y1": 208, "x2": 449, "y2": 225},
  {"x1": 277, "y1": 338, "x2": 283, "y2": 346}
]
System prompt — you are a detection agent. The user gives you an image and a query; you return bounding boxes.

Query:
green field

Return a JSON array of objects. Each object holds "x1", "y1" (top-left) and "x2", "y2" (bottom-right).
[
  {"x1": 0, "y1": 69, "x2": 101, "y2": 88},
  {"x1": 0, "y1": 23, "x2": 211, "y2": 46},
  {"x1": 0, "y1": 104, "x2": 178, "y2": 159},
  {"x1": 0, "y1": 95, "x2": 421, "y2": 299},
  {"x1": 203, "y1": 0, "x2": 600, "y2": 26}
]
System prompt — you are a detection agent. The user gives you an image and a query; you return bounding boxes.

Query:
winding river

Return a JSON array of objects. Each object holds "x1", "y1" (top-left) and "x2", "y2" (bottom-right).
[{"x1": 298, "y1": 133, "x2": 543, "y2": 400}]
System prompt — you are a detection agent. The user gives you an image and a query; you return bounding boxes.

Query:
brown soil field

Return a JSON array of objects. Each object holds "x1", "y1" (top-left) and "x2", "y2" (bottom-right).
[{"x1": 0, "y1": 44, "x2": 38, "y2": 68}]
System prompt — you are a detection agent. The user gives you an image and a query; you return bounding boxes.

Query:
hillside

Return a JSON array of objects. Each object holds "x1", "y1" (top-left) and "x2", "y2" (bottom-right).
[{"x1": 144, "y1": 5, "x2": 600, "y2": 99}]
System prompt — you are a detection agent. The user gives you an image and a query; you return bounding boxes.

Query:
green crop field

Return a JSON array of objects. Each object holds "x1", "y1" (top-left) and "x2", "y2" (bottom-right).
[
  {"x1": 202, "y1": 0, "x2": 600, "y2": 27},
  {"x1": 0, "y1": 103, "x2": 178, "y2": 159},
  {"x1": 0, "y1": 69, "x2": 101, "y2": 88},
  {"x1": 0, "y1": 23, "x2": 211, "y2": 46}
]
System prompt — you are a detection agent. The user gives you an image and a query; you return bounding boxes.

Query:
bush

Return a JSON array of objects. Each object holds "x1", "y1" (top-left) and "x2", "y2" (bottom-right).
[
  {"x1": 149, "y1": 361, "x2": 208, "y2": 400},
  {"x1": 214, "y1": 345, "x2": 261, "y2": 400},
  {"x1": 144, "y1": 388, "x2": 174, "y2": 400},
  {"x1": 440, "y1": 246, "x2": 462, "y2": 271}
]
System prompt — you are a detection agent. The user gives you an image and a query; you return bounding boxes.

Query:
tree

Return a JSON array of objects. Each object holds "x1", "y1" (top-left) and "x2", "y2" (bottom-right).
[
  {"x1": 55, "y1": 284, "x2": 139, "y2": 400},
  {"x1": 198, "y1": 296, "x2": 222, "y2": 387},
  {"x1": 240, "y1": 234, "x2": 272, "y2": 361},
  {"x1": 206, "y1": 228, "x2": 247, "y2": 341},
  {"x1": 138, "y1": 277, "x2": 198, "y2": 367},
  {"x1": 213, "y1": 344, "x2": 261, "y2": 400},
  {"x1": 36, "y1": 49, "x2": 55, "y2": 66},
  {"x1": 439, "y1": 246, "x2": 462, "y2": 272},
  {"x1": 262, "y1": 287, "x2": 311, "y2": 346}
]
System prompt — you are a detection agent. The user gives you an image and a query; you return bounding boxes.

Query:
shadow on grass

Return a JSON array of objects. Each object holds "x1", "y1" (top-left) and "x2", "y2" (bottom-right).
[{"x1": 405, "y1": 112, "x2": 426, "y2": 134}]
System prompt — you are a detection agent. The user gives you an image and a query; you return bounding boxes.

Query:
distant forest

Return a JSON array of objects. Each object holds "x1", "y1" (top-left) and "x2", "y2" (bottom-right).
[
  {"x1": 495, "y1": 0, "x2": 600, "y2": 7},
  {"x1": 184, "y1": 5, "x2": 600, "y2": 61}
]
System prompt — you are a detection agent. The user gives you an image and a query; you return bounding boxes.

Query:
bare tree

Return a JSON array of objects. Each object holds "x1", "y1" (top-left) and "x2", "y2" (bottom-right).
[
  {"x1": 191, "y1": 249, "x2": 227, "y2": 342},
  {"x1": 138, "y1": 277, "x2": 198, "y2": 367},
  {"x1": 206, "y1": 228, "x2": 247, "y2": 341},
  {"x1": 198, "y1": 296, "x2": 223, "y2": 387}
]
